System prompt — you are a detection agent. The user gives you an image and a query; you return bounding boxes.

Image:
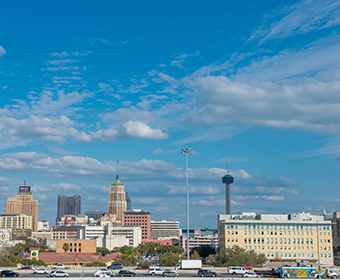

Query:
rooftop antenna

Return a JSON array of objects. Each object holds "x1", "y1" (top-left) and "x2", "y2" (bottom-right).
[
  {"x1": 24, "y1": 180, "x2": 26, "y2": 186},
  {"x1": 116, "y1": 159, "x2": 119, "y2": 179},
  {"x1": 227, "y1": 162, "x2": 229, "y2": 175}
]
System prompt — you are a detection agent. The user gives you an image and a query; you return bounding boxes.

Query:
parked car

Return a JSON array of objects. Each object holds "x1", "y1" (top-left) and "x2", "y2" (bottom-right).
[
  {"x1": 18, "y1": 266, "x2": 34, "y2": 270},
  {"x1": 148, "y1": 268, "x2": 164, "y2": 276},
  {"x1": 134, "y1": 265, "x2": 149, "y2": 270},
  {"x1": 162, "y1": 271, "x2": 179, "y2": 277},
  {"x1": 198, "y1": 269, "x2": 217, "y2": 277},
  {"x1": 0, "y1": 270, "x2": 19, "y2": 277},
  {"x1": 33, "y1": 268, "x2": 49, "y2": 274},
  {"x1": 50, "y1": 271, "x2": 69, "y2": 277},
  {"x1": 118, "y1": 270, "x2": 136, "y2": 277},
  {"x1": 94, "y1": 269, "x2": 114, "y2": 277},
  {"x1": 239, "y1": 265, "x2": 253, "y2": 270},
  {"x1": 242, "y1": 272, "x2": 261, "y2": 278},
  {"x1": 107, "y1": 263, "x2": 123, "y2": 270}
]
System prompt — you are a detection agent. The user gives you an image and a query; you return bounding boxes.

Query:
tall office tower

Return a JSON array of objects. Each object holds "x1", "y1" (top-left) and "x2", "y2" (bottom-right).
[
  {"x1": 6, "y1": 185, "x2": 39, "y2": 232},
  {"x1": 56, "y1": 195, "x2": 81, "y2": 225},
  {"x1": 126, "y1": 192, "x2": 132, "y2": 211},
  {"x1": 108, "y1": 175, "x2": 127, "y2": 222},
  {"x1": 124, "y1": 209, "x2": 152, "y2": 240},
  {"x1": 221, "y1": 169, "x2": 234, "y2": 215}
]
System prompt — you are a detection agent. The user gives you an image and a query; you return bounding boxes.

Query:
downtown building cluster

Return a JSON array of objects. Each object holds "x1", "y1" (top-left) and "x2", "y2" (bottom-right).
[{"x1": 0, "y1": 172, "x2": 338, "y2": 266}]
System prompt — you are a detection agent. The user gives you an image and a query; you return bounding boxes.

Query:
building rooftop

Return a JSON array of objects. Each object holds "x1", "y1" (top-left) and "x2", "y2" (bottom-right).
[{"x1": 111, "y1": 174, "x2": 123, "y2": 186}]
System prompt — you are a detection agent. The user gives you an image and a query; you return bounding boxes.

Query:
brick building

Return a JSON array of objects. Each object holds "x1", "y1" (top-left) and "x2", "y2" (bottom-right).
[{"x1": 123, "y1": 210, "x2": 151, "y2": 240}]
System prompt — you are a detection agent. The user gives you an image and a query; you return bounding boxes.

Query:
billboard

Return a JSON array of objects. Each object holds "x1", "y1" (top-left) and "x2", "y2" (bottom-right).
[{"x1": 19, "y1": 186, "x2": 31, "y2": 192}]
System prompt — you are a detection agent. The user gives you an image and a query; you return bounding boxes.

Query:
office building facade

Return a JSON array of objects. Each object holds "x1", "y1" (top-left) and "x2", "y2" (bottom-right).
[
  {"x1": 124, "y1": 210, "x2": 151, "y2": 240},
  {"x1": 6, "y1": 185, "x2": 38, "y2": 232},
  {"x1": 218, "y1": 212, "x2": 333, "y2": 265},
  {"x1": 108, "y1": 175, "x2": 127, "y2": 222},
  {"x1": 56, "y1": 195, "x2": 81, "y2": 224},
  {"x1": 151, "y1": 220, "x2": 181, "y2": 239}
]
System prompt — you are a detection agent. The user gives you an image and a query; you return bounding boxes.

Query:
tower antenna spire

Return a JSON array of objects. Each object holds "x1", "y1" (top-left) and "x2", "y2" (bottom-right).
[
  {"x1": 227, "y1": 162, "x2": 229, "y2": 175},
  {"x1": 117, "y1": 159, "x2": 119, "y2": 178}
]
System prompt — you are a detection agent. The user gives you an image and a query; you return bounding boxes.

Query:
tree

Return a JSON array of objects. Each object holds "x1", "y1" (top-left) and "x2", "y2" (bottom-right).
[
  {"x1": 213, "y1": 246, "x2": 267, "y2": 267},
  {"x1": 190, "y1": 245, "x2": 216, "y2": 259},
  {"x1": 159, "y1": 252, "x2": 185, "y2": 266},
  {"x1": 62, "y1": 243, "x2": 69, "y2": 253},
  {"x1": 96, "y1": 247, "x2": 111, "y2": 256},
  {"x1": 190, "y1": 250, "x2": 200, "y2": 260}
]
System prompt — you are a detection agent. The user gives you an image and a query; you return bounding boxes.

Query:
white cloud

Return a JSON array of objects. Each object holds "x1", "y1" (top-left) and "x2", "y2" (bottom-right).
[
  {"x1": 50, "y1": 183, "x2": 81, "y2": 191},
  {"x1": 0, "y1": 46, "x2": 6, "y2": 57},
  {"x1": 249, "y1": 0, "x2": 340, "y2": 43},
  {"x1": 183, "y1": 75, "x2": 340, "y2": 134},
  {"x1": 123, "y1": 120, "x2": 168, "y2": 140}
]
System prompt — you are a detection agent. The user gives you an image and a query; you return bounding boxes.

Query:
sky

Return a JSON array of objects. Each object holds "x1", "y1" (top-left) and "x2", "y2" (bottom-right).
[{"x1": 1, "y1": 0, "x2": 340, "y2": 229}]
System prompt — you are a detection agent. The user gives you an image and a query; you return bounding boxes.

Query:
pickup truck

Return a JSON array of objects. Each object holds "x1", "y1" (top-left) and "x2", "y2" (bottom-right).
[
  {"x1": 239, "y1": 264, "x2": 253, "y2": 270},
  {"x1": 51, "y1": 263, "x2": 70, "y2": 269}
]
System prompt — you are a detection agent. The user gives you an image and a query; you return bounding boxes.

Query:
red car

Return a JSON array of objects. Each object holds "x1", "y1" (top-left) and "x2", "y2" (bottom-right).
[
  {"x1": 134, "y1": 265, "x2": 149, "y2": 270},
  {"x1": 18, "y1": 266, "x2": 34, "y2": 270},
  {"x1": 238, "y1": 264, "x2": 253, "y2": 270}
]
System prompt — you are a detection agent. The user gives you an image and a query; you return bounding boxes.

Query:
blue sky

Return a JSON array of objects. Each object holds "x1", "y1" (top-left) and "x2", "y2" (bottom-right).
[{"x1": 1, "y1": 0, "x2": 340, "y2": 229}]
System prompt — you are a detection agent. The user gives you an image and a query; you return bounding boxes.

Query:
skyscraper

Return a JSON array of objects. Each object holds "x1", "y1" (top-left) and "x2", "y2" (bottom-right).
[
  {"x1": 6, "y1": 185, "x2": 39, "y2": 232},
  {"x1": 108, "y1": 175, "x2": 127, "y2": 222},
  {"x1": 126, "y1": 192, "x2": 131, "y2": 211},
  {"x1": 56, "y1": 195, "x2": 81, "y2": 225}
]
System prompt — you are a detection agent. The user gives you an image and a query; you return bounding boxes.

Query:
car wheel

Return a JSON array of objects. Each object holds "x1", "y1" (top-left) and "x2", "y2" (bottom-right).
[
  {"x1": 200, "y1": 274, "x2": 204, "y2": 277},
  {"x1": 233, "y1": 272, "x2": 236, "y2": 275},
  {"x1": 151, "y1": 273, "x2": 155, "y2": 276},
  {"x1": 212, "y1": 275, "x2": 216, "y2": 277}
]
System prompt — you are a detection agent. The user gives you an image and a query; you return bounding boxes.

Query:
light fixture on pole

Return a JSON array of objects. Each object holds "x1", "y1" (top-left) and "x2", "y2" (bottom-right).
[{"x1": 182, "y1": 147, "x2": 191, "y2": 260}]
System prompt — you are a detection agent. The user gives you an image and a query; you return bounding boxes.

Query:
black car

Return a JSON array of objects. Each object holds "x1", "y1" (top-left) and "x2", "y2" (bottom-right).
[
  {"x1": 108, "y1": 263, "x2": 123, "y2": 270},
  {"x1": 118, "y1": 270, "x2": 136, "y2": 277},
  {"x1": 198, "y1": 269, "x2": 217, "y2": 277},
  {"x1": 0, "y1": 270, "x2": 19, "y2": 277}
]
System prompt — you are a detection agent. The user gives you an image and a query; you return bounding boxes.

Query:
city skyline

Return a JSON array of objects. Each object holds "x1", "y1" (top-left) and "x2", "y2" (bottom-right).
[{"x1": 1, "y1": 0, "x2": 340, "y2": 228}]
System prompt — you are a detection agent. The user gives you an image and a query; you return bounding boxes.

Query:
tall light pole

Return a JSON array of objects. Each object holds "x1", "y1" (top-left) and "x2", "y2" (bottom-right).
[{"x1": 182, "y1": 147, "x2": 191, "y2": 260}]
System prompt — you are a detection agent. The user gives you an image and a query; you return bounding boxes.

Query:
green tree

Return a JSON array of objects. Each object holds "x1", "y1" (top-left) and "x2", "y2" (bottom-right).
[
  {"x1": 62, "y1": 243, "x2": 69, "y2": 253},
  {"x1": 190, "y1": 250, "x2": 201, "y2": 260},
  {"x1": 96, "y1": 247, "x2": 111, "y2": 256},
  {"x1": 213, "y1": 246, "x2": 266, "y2": 267},
  {"x1": 190, "y1": 245, "x2": 216, "y2": 259},
  {"x1": 0, "y1": 255, "x2": 20, "y2": 267},
  {"x1": 159, "y1": 252, "x2": 185, "y2": 266}
]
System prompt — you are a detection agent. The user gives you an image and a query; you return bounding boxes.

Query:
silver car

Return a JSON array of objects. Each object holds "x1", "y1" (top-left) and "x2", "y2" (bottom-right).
[{"x1": 50, "y1": 271, "x2": 69, "y2": 277}]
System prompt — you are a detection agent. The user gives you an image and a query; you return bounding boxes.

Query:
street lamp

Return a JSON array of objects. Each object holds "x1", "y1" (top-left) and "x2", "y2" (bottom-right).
[{"x1": 182, "y1": 147, "x2": 191, "y2": 260}]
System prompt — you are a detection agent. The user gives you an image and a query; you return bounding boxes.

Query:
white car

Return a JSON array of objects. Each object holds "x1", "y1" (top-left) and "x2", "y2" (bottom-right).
[
  {"x1": 50, "y1": 271, "x2": 69, "y2": 277},
  {"x1": 242, "y1": 272, "x2": 261, "y2": 278},
  {"x1": 33, "y1": 268, "x2": 49, "y2": 274},
  {"x1": 95, "y1": 271, "x2": 115, "y2": 278},
  {"x1": 93, "y1": 269, "x2": 114, "y2": 277},
  {"x1": 148, "y1": 268, "x2": 164, "y2": 276}
]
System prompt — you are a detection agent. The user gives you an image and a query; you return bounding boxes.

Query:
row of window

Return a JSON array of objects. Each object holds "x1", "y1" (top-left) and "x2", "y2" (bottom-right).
[
  {"x1": 243, "y1": 237, "x2": 314, "y2": 245},
  {"x1": 227, "y1": 230, "x2": 331, "y2": 236},
  {"x1": 243, "y1": 245, "x2": 314, "y2": 250},
  {"x1": 226, "y1": 224, "x2": 330, "y2": 230}
]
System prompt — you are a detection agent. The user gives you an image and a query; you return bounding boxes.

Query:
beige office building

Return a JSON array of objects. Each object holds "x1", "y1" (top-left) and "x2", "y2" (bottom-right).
[
  {"x1": 108, "y1": 175, "x2": 126, "y2": 222},
  {"x1": 6, "y1": 186, "x2": 39, "y2": 232},
  {"x1": 218, "y1": 212, "x2": 333, "y2": 265}
]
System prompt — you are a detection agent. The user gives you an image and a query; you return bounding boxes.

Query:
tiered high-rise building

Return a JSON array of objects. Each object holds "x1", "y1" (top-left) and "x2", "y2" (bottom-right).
[
  {"x1": 56, "y1": 195, "x2": 81, "y2": 224},
  {"x1": 108, "y1": 175, "x2": 127, "y2": 222},
  {"x1": 6, "y1": 185, "x2": 39, "y2": 232}
]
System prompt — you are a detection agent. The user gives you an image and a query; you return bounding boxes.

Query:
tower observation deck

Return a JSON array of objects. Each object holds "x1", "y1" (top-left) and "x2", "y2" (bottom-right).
[{"x1": 222, "y1": 173, "x2": 234, "y2": 215}]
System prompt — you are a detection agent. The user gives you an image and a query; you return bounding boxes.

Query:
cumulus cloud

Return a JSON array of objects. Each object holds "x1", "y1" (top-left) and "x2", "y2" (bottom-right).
[
  {"x1": 183, "y1": 76, "x2": 340, "y2": 134},
  {"x1": 0, "y1": 46, "x2": 6, "y2": 57}
]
